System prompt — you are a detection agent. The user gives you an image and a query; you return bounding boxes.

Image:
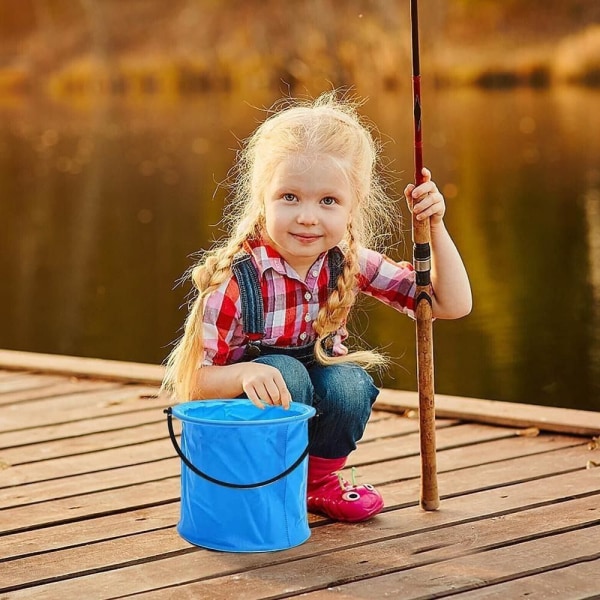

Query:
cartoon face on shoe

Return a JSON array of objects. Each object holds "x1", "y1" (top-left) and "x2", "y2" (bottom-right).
[
  {"x1": 342, "y1": 483, "x2": 377, "y2": 502},
  {"x1": 337, "y1": 484, "x2": 384, "y2": 522}
]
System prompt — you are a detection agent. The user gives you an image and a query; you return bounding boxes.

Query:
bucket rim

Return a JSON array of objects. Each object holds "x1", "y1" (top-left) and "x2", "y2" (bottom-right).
[{"x1": 171, "y1": 399, "x2": 316, "y2": 426}]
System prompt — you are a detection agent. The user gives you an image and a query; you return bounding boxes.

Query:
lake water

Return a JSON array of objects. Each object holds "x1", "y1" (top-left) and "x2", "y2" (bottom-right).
[{"x1": 1, "y1": 86, "x2": 599, "y2": 412}]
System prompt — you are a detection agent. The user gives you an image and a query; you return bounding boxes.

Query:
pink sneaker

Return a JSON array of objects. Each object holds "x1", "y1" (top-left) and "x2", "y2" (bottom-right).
[{"x1": 307, "y1": 455, "x2": 384, "y2": 522}]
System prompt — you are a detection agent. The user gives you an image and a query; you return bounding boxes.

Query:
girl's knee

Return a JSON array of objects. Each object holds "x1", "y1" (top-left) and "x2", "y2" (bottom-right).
[
  {"x1": 321, "y1": 364, "x2": 378, "y2": 400},
  {"x1": 253, "y1": 355, "x2": 314, "y2": 403},
  {"x1": 312, "y1": 364, "x2": 379, "y2": 414},
  {"x1": 308, "y1": 364, "x2": 379, "y2": 456}
]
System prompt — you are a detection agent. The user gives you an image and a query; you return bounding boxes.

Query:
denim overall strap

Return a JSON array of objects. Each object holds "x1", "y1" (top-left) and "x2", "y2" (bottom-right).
[
  {"x1": 232, "y1": 249, "x2": 345, "y2": 364},
  {"x1": 231, "y1": 252, "x2": 265, "y2": 340},
  {"x1": 327, "y1": 247, "x2": 345, "y2": 292}
]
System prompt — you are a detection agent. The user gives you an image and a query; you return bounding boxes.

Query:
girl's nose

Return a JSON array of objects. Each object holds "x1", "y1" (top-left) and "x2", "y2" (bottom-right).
[{"x1": 297, "y1": 205, "x2": 318, "y2": 225}]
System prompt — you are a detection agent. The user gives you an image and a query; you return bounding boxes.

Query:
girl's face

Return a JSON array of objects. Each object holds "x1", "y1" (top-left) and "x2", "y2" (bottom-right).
[{"x1": 263, "y1": 153, "x2": 354, "y2": 279}]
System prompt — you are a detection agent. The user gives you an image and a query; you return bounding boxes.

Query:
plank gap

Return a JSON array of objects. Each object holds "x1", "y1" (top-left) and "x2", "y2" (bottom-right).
[
  {"x1": 2, "y1": 469, "x2": 179, "y2": 506},
  {"x1": 0, "y1": 405, "x2": 168, "y2": 438},
  {"x1": 0, "y1": 498, "x2": 180, "y2": 537},
  {"x1": 411, "y1": 550, "x2": 600, "y2": 600},
  {"x1": 10, "y1": 431, "x2": 172, "y2": 466},
  {"x1": 0, "y1": 547, "x2": 198, "y2": 595}
]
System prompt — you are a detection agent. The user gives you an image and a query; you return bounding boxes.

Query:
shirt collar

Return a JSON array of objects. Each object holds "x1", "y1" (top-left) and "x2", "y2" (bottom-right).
[{"x1": 245, "y1": 238, "x2": 330, "y2": 281}]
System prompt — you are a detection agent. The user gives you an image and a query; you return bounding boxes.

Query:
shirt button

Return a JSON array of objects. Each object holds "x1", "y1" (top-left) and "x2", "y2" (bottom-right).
[
  {"x1": 299, "y1": 332, "x2": 307, "y2": 341},
  {"x1": 304, "y1": 313, "x2": 311, "y2": 322},
  {"x1": 311, "y1": 270, "x2": 318, "y2": 277},
  {"x1": 304, "y1": 292, "x2": 311, "y2": 300}
]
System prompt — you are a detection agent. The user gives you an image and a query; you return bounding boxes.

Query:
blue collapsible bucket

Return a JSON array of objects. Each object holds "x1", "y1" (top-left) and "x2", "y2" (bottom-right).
[{"x1": 165, "y1": 399, "x2": 316, "y2": 553}]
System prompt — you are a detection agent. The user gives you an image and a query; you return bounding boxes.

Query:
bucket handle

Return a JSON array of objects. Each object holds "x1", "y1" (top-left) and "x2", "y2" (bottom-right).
[{"x1": 164, "y1": 407, "x2": 311, "y2": 489}]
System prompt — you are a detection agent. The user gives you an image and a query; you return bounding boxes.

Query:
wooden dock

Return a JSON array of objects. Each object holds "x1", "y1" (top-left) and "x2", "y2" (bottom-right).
[{"x1": 1, "y1": 350, "x2": 599, "y2": 600}]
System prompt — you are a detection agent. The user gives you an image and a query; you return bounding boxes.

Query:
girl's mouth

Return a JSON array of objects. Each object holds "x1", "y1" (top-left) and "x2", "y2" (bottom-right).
[{"x1": 291, "y1": 233, "x2": 321, "y2": 243}]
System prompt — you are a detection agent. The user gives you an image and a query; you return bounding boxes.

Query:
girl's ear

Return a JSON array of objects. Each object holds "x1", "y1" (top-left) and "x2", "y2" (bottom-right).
[
  {"x1": 347, "y1": 206, "x2": 359, "y2": 230},
  {"x1": 257, "y1": 204, "x2": 266, "y2": 225},
  {"x1": 254, "y1": 211, "x2": 266, "y2": 238}
]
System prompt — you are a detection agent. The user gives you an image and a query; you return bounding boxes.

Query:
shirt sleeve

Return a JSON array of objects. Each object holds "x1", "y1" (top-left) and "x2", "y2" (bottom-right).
[
  {"x1": 201, "y1": 277, "x2": 247, "y2": 366},
  {"x1": 357, "y1": 247, "x2": 417, "y2": 319}
]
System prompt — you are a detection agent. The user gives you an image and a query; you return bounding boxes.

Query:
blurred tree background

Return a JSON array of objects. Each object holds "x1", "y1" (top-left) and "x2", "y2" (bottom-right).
[
  {"x1": 1, "y1": 0, "x2": 599, "y2": 99},
  {"x1": 1, "y1": 1, "x2": 600, "y2": 409}
]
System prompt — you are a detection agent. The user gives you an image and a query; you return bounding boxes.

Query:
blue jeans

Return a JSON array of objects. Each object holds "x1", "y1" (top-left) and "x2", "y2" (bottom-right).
[{"x1": 252, "y1": 355, "x2": 380, "y2": 459}]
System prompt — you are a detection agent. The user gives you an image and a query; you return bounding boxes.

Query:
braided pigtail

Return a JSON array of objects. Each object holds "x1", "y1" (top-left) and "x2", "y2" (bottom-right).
[
  {"x1": 313, "y1": 227, "x2": 388, "y2": 369},
  {"x1": 162, "y1": 230, "x2": 251, "y2": 401}
]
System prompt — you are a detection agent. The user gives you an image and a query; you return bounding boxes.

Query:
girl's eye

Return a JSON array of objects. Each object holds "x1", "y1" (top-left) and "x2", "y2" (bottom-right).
[
  {"x1": 283, "y1": 193, "x2": 297, "y2": 202},
  {"x1": 321, "y1": 196, "x2": 336, "y2": 206}
]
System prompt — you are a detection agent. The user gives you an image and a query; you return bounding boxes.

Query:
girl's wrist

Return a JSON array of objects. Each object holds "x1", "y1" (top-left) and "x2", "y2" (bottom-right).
[{"x1": 429, "y1": 218, "x2": 446, "y2": 234}]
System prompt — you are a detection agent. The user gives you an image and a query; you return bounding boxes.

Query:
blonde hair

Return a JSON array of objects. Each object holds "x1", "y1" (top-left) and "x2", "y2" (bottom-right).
[{"x1": 163, "y1": 91, "x2": 395, "y2": 401}]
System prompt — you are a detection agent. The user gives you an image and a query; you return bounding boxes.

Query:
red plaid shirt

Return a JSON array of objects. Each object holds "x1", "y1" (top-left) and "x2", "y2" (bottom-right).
[{"x1": 202, "y1": 240, "x2": 416, "y2": 365}]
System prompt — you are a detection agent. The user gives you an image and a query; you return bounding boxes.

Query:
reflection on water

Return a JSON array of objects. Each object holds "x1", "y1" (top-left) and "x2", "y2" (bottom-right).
[{"x1": 1, "y1": 88, "x2": 599, "y2": 412}]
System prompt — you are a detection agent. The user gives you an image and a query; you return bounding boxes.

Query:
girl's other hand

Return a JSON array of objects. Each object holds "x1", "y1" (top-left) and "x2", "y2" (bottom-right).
[
  {"x1": 404, "y1": 167, "x2": 446, "y2": 225},
  {"x1": 240, "y1": 363, "x2": 292, "y2": 410}
]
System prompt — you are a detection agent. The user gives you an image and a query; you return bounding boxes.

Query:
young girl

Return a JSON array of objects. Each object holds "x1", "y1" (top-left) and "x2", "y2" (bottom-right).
[{"x1": 163, "y1": 92, "x2": 472, "y2": 523}]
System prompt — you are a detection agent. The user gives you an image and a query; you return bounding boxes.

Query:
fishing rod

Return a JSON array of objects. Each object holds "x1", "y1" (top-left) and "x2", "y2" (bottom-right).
[{"x1": 410, "y1": 0, "x2": 439, "y2": 511}]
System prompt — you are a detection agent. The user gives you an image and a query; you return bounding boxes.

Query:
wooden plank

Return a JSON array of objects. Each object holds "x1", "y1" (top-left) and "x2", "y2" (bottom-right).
[
  {"x1": 5, "y1": 480, "x2": 597, "y2": 588},
  {"x1": 0, "y1": 434, "x2": 588, "y2": 560},
  {"x1": 3, "y1": 354, "x2": 599, "y2": 600},
  {"x1": 1, "y1": 441, "x2": 594, "y2": 555},
  {"x1": 0, "y1": 385, "x2": 165, "y2": 431},
  {"x1": 0, "y1": 415, "x2": 456, "y2": 467},
  {"x1": 0, "y1": 528, "x2": 191, "y2": 591},
  {"x1": 0, "y1": 349, "x2": 164, "y2": 385},
  {"x1": 350, "y1": 422, "x2": 522, "y2": 465},
  {"x1": 356, "y1": 414, "x2": 457, "y2": 442},
  {"x1": 368, "y1": 437, "x2": 589, "y2": 495},
  {"x1": 380, "y1": 447, "x2": 593, "y2": 510},
  {"x1": 0, "y1": 369, "x2": 34, "y2": 379},
  {"x1": 0, "y1": 402, "x2": 451, "y2": 464},
  {"x1": 430, "y1": 433, "x2": 587, "y2": 482},
  {"x1": 0, "y1": 373, "x2": 66, "y2": 395},
  {"x1": 0, "y1": 420, "x2": 176, "y2": 466},
  {"x1": 2, "y1": 446, "x2": 597, "y2": 596},
  {"x1": 1, "y1": 423, "x2": 589, "y2": 520},
  {"x1": 0, "y1": 378, "x2": 118, "y2": 406},
  {"x1": 377, "y1": 388, "x2": 600, "y2": 436},
  {"x1": 2, "y1": 439, "x2": 596, "y2": 540},
  {"x1": 292, "y1": 526, "x2": 600, "y2": 600},
  {"x1": 0, "y1": 437, "x2": 175, "y2": 489},
  {"x1": 4, "y1": 480, "x2": 599, "y2": 599},
  {"x1": 0, "y1": 504, "x2": 179, "y2": 561},
  {"x1": 448, "y1": 558, "x2": 600, "y2": 599},
  {"x1": 2, "y1": 349, "x2": 599, "y2": 436},
  {"x1": 1, "y1": 414, "x2": 588, "y2": 511},
  {"x1": 8, "y1": 432, "x2": 586, "y2": 508},
  {"x1": 0, "y1": 455, "x2": 176, "y2": 508},
  {"x1": 0, "y1": 422, "x2": 518, "y2": 491},
  {"x1": 0, "y1": 407, "x2": 169, "y2": 452},
  {"x1": 0, "y1": 434, "x2": 585, "y2": 516},
  {"x1": 1, "y1": 478, "x2": 181, "y2": 535}
]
